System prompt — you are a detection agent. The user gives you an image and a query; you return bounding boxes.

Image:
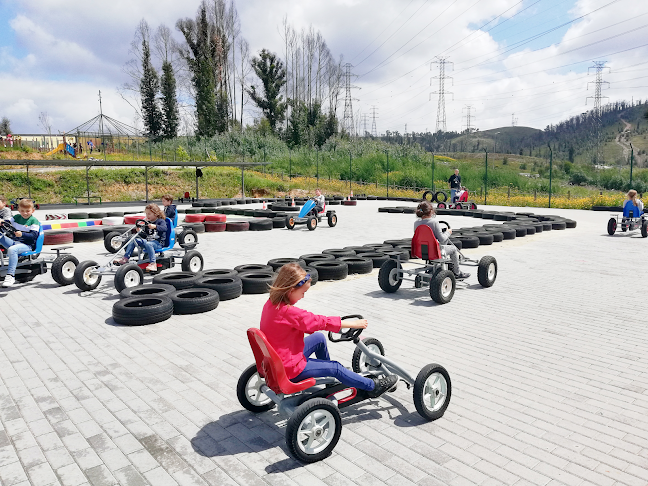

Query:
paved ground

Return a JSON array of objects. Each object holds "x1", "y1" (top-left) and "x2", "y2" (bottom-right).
[{"x1": 1, "y1": 201, "x2": 647, "y2": 486}]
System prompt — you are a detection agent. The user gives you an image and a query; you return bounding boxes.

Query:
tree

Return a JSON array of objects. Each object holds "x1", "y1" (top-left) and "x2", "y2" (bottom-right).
[
  {"x1": 38, "y1": 112, "x2": 52, "y2": 136},
  {"x1": 248, "y1": 49, "x2": 287, "y2": 133},
  {"x1": 160, "y1": 61, "x2": 179, "y2": 139},
  {"x1": 140, "y1": 31, "x2": 162, "y2": 139},
  {"x1": 0, "y1": 117, "x2": 11, "y2": 135}
]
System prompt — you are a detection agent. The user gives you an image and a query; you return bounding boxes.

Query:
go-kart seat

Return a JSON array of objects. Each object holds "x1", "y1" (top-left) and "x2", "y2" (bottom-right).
[
  {"x1": 411, "y1": 224, "x2": 443, "y2": 261},
  {"x1": 458, "y1": 191, "x2": 469, "y2": 202},
  {"x1": 18, "y1": 227, "x2": 44, "y2": 257},
  {"x1": 172, "y1": 212, "x2": 178, "y2": 227},
  {"x1": 155, "y1": 218, "x2": 176, "y2": 253},
  {"x1": 247, "y1": 328, "x2": 316, "y2": 395},
  {"x1": 623, "y1": 200, "x2": 643, "y2": 218}
]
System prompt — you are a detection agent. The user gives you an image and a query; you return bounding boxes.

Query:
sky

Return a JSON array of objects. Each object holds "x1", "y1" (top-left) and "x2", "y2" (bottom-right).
[{"x1": 0, "y1": 0, "x2": 647, "y2": 135}]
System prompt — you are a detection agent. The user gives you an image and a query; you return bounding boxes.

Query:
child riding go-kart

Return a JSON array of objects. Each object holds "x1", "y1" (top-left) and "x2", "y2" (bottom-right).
[
  {"x1": 437, "y1": 188, "x2": 477, "y2": 210},
  {"x1": 237, "y1": 315, "x2": 451, "y2": 463},
  {"x1": 74, "y1": 217, "x2": 203, "y2": 292},
  {"x1": 286, "y1": 199, "x2": 337, "y2": 231},
  {"x1": 378, "y1": 221, "x2": 497, "y2": 303},
  {"x1": 607, "y1": 198, "x2": 647, "y2": 237},
  {"x1": 0, "y1": 221, "x2": 79, "y2": 286}
]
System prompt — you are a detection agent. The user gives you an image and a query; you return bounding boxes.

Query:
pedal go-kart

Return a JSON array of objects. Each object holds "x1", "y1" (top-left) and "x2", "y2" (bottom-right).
[
  {"x1": 286, "y1": 199, "x2": 337, "y2": 231},
  {"x1": 378, "y1": 222, "x2": 497, "y2": 304},
  {"x1": 237, "y1": 316, "x2": 451, "y2": 463},
  {"x1": 607, "y1": 200, "x2": 647, "y2": 237},
  {"x1": 74, "y1": 218, "x2": 203, "y2": 292},
  {"x1": 104, "y1": 211, "x2": 198, "y2": 252},
  {"x1": 437, "y1": 190, "x2": 477, "y2": 210},
  {"x1": 10, "y1": 197, "x2": 40, "y2": 210},
  {"x1": 0, "y1": 221, "x2": 79, "y2": 286}
]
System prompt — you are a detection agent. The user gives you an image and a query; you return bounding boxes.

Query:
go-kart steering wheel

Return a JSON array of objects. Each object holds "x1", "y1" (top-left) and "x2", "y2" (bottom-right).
[
  {"x1": 328, "y1": 314, "x2": 365, "y2": 342},
  {"x1": 0, "y1": 220, "x2": 16, "y2": 238},
  {"x1": 439, "y1": 220, "x2": 451, "y2": 233},
  {"x1": 135, "y1": 219, "x2": 148, "y2": 229}
]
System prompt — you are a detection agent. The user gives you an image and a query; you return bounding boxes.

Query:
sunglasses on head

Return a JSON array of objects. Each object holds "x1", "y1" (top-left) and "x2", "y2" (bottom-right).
[{"x1": 295, "y1": 274, "x2": 311, "y2": 287}]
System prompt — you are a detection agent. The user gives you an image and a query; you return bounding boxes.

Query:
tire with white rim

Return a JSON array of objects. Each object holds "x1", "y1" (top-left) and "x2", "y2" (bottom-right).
[
  {"x1": 114, "y1": 264, "x2": 144, "y2": 293},
  {"x1": 429, "y1": 269, "x2": 455, "y2": 304},
  {"x1": 286, "y1": 398, "x2": 342, "y2": 463},
  {"x1": 477, "y1": 256, "x2": 497, "y2": 288},
  {"x1": 236, "y1": 364, "x2": 275, "y2": 413},
  {"x1": 104, "y1": 231, "x2": 126, "y2": 253},
  {"x1": 378, "y1": 258, "x2": 402, "y2": 293},
  {"x1": 181, "y1": 250, "x2": 204, "y2": 273},
  {"x1": 413, "y1": 364, "x2": 451, "y2": 421},
  {"x1": 74, "y1": 260, "x2": 102, "y2": 291},
  {"x1": 50, "y1": 255, "x2": 79, "y2": 286},
  {"x1": 351, "y1": 338, "x2": 385, "y2": 373}
]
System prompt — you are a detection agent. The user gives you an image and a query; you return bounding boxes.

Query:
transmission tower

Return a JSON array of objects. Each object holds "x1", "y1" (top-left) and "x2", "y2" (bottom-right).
[
  {"x1": 361, "y1": 114, "x2": 369, "y2": 136},
  {"x1": 430, "y1": 57, "x2": 454, "y2": 132},
  {"x1": 342, "y1": 63, "x2": 360, "y2": 136},
  {"x1": 586, "y1": 61, "x2": 610, "y2": 165},
  {"x1": 462, "y1": 105, "x2": 475, "y2": 134},
  {"x1": 371, "y1": 106, "x2": 379, "y2": 137},
  {"x1": 511, "y1": 113, "x2": 518, "y2": 127}
]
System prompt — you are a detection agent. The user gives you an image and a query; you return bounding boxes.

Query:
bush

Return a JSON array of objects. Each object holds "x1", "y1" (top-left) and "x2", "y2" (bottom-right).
[
  {"x1": 569, "y1": 171, "x2": 589, "y2": 185},
  {"x1": 520, "y1": 163, "x2": 527, "y2": 170},
  {"x1": 502, "y1": 157, "x2": 508, "y2": 165}
]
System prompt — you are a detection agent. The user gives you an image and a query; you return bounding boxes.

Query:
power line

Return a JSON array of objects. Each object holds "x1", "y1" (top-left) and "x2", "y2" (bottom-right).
[
  {"x1": 342, "y1": 63, "x2": 360, "y2": 136},
  {"x1": 462, "y1": 105, "x2": 475, "y2": 134}
]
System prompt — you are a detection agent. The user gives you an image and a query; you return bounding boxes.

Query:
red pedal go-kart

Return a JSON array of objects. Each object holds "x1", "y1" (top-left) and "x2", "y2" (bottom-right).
[
  {"x1": 237, "y1": 316, "x2": 451, "y2": 463},
  {"x1": 436, "y1": 190, "x2": 477, "y2": 210},
  {"x1": 378, "y1": 222, "x2": 497, "y2": 304}
]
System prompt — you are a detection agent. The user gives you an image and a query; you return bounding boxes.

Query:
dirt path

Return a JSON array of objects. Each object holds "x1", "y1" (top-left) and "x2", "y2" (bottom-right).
[{"x1": 616, "y1": 117, "x2": 632, "y2": 159}]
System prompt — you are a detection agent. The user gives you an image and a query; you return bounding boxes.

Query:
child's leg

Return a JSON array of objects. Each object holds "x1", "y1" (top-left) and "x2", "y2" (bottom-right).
[
  {"x1": 6, "y1": 242, "x2": 31, "y2": 276},
  {"x1": 291, "y1": 359, "x2": 375, "y2": 391},
  {"x1": 142, "y1": 241, "x2": 162, "y2": 263},
  {"x1": 122, "y1": 239, "x2": 139, "y2": 259},
  {"x1": 303, "y1": 333, "x2": 330, "y2": 360},
  {"x1": 0, "y1": 234, "x2": 15, "y2": 250}
]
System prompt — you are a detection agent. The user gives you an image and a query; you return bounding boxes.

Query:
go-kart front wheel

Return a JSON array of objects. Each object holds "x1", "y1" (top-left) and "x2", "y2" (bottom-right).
[
  {"x1": 104, "y1": 232, "x2": 125, "y2": 253},
  {"x1": 237, "y1": 364, "x2": 275, "y2": 413},
  {"x1": 607, "y1": 218, "x2": 617, "y2": 236},
  {"x1": 286, "y1": 216, "x2": 296, "y2": 230},
  {"x1": 307, "y1": 216, "x2": 317, "y2": 231},
  {"x1": 429, "y1": 270, "x2": 455, "y2": 304},
  {"x1": 327, "y1": 213, "x2": 337, "y2": 227},
  {"x1": 74, "y1": 260, "x2": 101, "y2": 291},
  {"x1": 477, "y1": 256, "x2": 497, "y2": 288},
  {"x1": 378, "y1": 259, "x2": 402, "y2": 293},
  {"x1": 413, "y1": 364, "x2": 451, "y2": 421},
  {"x1": 351, "y1": 338, "x2": 385, "y2": 373},
  {"x1": 642, "y1": 222, "x2": 647, "y2": 238},
  {"x1": 114, "y1": 264, "x2": 144, "y2": 293},
  {"x1": 181, "y1": 250, "x2": 204, "y2": 273},
  {"x1": 286, "y1": 398, "x2": 342, "y2": 463}
]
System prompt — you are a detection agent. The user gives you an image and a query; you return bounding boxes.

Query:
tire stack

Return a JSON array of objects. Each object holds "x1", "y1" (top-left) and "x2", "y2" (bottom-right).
[{"x1": 44, "y1": 230, "x2": 74, "y2": 245}]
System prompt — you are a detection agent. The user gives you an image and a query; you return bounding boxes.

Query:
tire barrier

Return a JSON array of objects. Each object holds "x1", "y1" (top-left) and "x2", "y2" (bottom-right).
[
  {"x1": 152, "y1": 272, "x2": 200, "y2": 290},
  {"x1": 235, "y1": 263, "x2": 273, "y2": 273},
  {"x1": 204, "y1": 222, "x2": 226, "y2": 232},
  {"x1": 201, "y1": 268, "x2": 238, "y2": 279},
  {"x1": 267, "y1": 258, "x2": 307, "y2": 271},
  {"x1": 170, "y1": 288, "x2": 219, "y2": 315},
  {"x1": 68, "y1": 213, "x2": 89, "y2": 220},
  {"x1": 248, "y1": 219, "x2": 273, "y2": 231},
  {"x1": 44, "y1": 230, "x2": 74, "y2": 245},
  {"x1": 195, "y1": 275, "x2": 243, "y2": 300},
  {"x1": 299, "y1": 253, "x2": 335, "y2": 266},
  {"x1": 239, "y1": 271, "x2": 275, "y2": 294},
  {"x1": 336, "y1": 256, "x2": 373, "y2": 274},
  {"x1": 303, "y1": 266, "x2": 319, "y2": 285},
  {"x1": 72, "y1": 227, "x2": 104, "y2": 243},
  {"x1": 204, "y1": 214, "x2": 226, "y2": 222},
  {"x1": 185, "y1": 214, "x2": 207, "y2": 223},
  {"x1": 112, "y1": 296, "x2": 174, "y2": 326},
  {"x1": 88, "y1": 212, "x2": 108, "y2": 219},
  {"x1": 309, "y1": 261, "x2": 348, "y2": 281},
  {"x1": 124, "y1": 214, "x2": 146, "y2": 224},
  {"x1": 226, "y1": 221, "x2": 249, "y2": 232},
  {"x1": 182, "y1": 222, "x2": 205, "y2": 234}
]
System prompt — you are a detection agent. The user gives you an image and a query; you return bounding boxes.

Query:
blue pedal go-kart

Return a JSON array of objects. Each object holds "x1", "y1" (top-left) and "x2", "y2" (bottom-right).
[
  {"x1": 237, "y1": 315, "x2": 451, "y2": 463},
  {"x1": 607, "y1": 201, "x2": 647, "y2": 237},
  {"x1": 286, "y1": 199, "x2": 337, "y2": 231}
]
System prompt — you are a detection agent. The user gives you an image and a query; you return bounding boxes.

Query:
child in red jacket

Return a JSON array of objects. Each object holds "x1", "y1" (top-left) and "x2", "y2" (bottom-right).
[{"x1": 259, "y1": 263, "x2": 397, "y2": 397}]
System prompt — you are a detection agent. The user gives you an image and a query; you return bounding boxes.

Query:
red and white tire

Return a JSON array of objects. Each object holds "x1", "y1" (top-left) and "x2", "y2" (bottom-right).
[
  {"x1": 124, "y1": 214, "x2": 146, "y2": 224},
  {"x1": 45, "y1": 214, "x2": 67, "y2": 220},
  {"x1": 102, "y1": 216, "x2": 124, "y2": 226},
  {"x1": 184, "y1": 214, "x2": 207, "y2": 223},
  {"x1": 205, "y1": 221, "x2": 226, "y2": 232},
  {"x1": 44, "y1": 230, "x2": 74, "y2": 245}
]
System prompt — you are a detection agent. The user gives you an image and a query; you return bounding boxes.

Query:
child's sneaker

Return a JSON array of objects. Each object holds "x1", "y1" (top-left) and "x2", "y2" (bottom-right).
[
  {"x1": 145, "y1": 263, "x2": 157, "y2": 272},
  {"x1": 2, "y1": 275, "x2": 15, "y2": 287},
  {"x1": 113, "y1": 257, "x2": 129, "y2": 265},
  {"x1": 367, "y1": 375, "x2": 399, "y2": 398},
  {"x1": 454, "y1": 271, "x2": 470, "y2": 280}
]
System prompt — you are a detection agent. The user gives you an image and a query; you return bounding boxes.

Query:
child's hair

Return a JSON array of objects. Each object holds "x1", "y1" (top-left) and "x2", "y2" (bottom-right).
[
  {"x1": 628, "y1": 189, "x2": 639, "y2": 205},
  {"x1": 18, "y1": 199, "x2": 34, "y2": 210},
  {"x1": 416, "y1": 201, "x2": 434, "y2": 219},
  {"x1": 0, "y1": 195, "x2": 7, "y2": 204},
  {"x1": 145, "y1": 203, "x2": 165, "y2": 220},
  {"x1": 269, "y1": 263, "x2": 307, "y2": 306},
  {"x1": 162, "y1": 194, "x2": 173, "y2": 203}
]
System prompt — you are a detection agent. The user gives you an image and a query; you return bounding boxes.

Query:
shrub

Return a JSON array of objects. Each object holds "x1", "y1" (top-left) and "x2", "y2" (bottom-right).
[{"x1": 569, "y1": 171, "x2": 589, "y2": 185}]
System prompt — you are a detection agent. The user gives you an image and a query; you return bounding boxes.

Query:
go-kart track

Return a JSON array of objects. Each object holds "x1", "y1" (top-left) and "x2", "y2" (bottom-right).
[{"x1": 1, "y1": 200, "x2": 647, "y2": 486}]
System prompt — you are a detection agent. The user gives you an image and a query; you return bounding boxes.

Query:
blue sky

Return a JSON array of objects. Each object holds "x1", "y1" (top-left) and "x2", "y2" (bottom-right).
[{"x1": 0, "y1": 0, "x2": 646, "y2": 134}]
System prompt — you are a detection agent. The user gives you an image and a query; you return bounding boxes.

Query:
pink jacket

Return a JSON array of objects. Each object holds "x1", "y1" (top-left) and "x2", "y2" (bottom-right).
[{"x1": 259, "y1": 300, "x2": 342, "y2": 379}]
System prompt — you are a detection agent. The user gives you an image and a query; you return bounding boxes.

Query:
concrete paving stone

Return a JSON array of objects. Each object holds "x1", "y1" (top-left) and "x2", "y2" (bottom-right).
[
  {"x1": 25, "y1": 461, "x2": 58, "y2": 485},
  {"x1": 55, "y1": 462, "x2": 88, "y2": 486},
  {"x1": 128, "y1": 448, "x2": 160, "y2": 474},
  {"x1": 85, "y1": 464, "x2": 118, "y2": 486},
  {"x1": 0, "y1": 460, "x2": 30, "y2": 486},
  {"x1": 112, "y1": 465, "x2": 150, "y2": 486}
]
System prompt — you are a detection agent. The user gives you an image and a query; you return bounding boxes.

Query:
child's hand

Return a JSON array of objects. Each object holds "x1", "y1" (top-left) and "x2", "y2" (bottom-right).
[
  {"x1": 148, "y1": 223, "x2": 156, "y2": 229},
  {"x1": 447, "y1": 229, "x2": 452, "y2": 235},
  {"x1": 349, "y1": 319, "x2": 368, "y2": 329},
  {"x1": 14, "y1": 230, "x2": 22, "y2": 237}
]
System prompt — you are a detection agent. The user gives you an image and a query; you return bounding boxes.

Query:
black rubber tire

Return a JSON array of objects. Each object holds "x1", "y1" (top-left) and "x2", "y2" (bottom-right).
[
  {"x1": 472, "y1": 233, "x2": 494, "y2": 246},
  {"x1": 235, "y1": 264, "x2": 273, "y2": 273},
  {"x1": 351, "y1": 338, "x2": 385, "y2": 373},
  {"x1": 226, "y1": 221, "x2": 250, "y2": 232},
  {"x1": 107, "y1": 212, "x2": 124, "y2": 217},
  {"x1": 152, "y1": 272, "x2": 200, "y2": 290},
  {"x1": 429, "y1": 270, "x2": 455, "y2": 304},
  {"x1": 195, "y1": 275, "x2": 243, "y2": 300},
  {"x1": 336, "y1": 256, "x2": 373, "y2": 274},
  {"x1": 272, "y1": 218, "x2": 287, "y2": 229},
  {"x1": 513, "y1": 226, "x2": 527, "y2": 237},
  {"x1": 102, "y1": 225, "x2": 131, "y2": 236},
  {"x1": 104, "y1": 231, "x2": 126, "y2": 253},
  {"x1": 309, "y1": 261, "x2": 348, "y2": 281},
  {"x1": 413, "y1": 364, "x2": 451, "y2": 421},
  {"x1": 170, "y1": 288, "x2": 219, "y2": 314},
  {"x1": 378, "y1": 259, "x2": 402, "y2": 293},
  {"x1": 303, "y1": 266, "x2": 319, "y2": 286},
  {"x1": 120, "y1": 283, "x2": 176, "y2": 299},
  {"x1": 551, "y1": 221, "x2": 567, "y2": 230},
  {"x1": 201, "y1": 268, "x2": 238, "y2": 279},
  {"x1": 177, "y1": 229, "x2": 199, "y2": 247},
  {"x1": 74, "y1": 260, "x2": 101, "y2": 291},
  {"x1": 322, "y1": 249, "x2": 355, "y2": 258},
  {"x1": 564, "y1": 219, "x2": 577, "y2": 229},
  {"x1": 73, "y1": 227, "x2": 104, "y2": 243},
  {"x1": 181, "y1": 250, "x2": 204, "y2": 273},
  {"x1": 522, "y1": 225, "x2": 537, "y2": 235},
  {"x1": 88, "y1": 212, "x2": 108, "y2": 219},
  {"x1": 360, "y1": 252, "x2": 390, "y2": 268},
  {"x1": 183, "y1": 222, "x2": 205, "y2": 234},
  {"x1": 382, "y1": 249, "x2": 410, "y2": 261},
  {"x1": 267, "y1": 258, "x2": 307, "y2": 271},
  {"x1": 112, "y1": 296, "x2": 174, "y2": 326},
  {"x1": 448, "y1": 238, "x2": 463, "y2": 250},
  {"x1": 299, "y1": 253, "x2": 335, "y2": 265},
  {"x1": 50, "y1": 255, "x2": 79, "y2": 286},
  {"x1": 249, "y1": 219, "x2": 273, "y2": 231},
  {"x1": 286, "y1": 216, "x2": 296, "y2": 229},
  {"x1": 239, "y1": 271, "x2": 275, "y2": 294},
  {"x1": 434, "y1": 191, "x2": 448, "y2": 203},
  {"x1": 395, "y1": 244, "x2": 412, "y2": 258},
  {"x1": 421, "y1": 190, "x2": 435, "y2": 202},
  {"x1": 484, "y1": 231, "x2": 504, "y2": 242},
  {"x1": 236, "y1": 364, "x2": 275, "y2": 413},
  {"x1": 114, "y1": 264, "x2": 144, "y2": 293},
  {"x1": 286, "y1": 398, "x2": 342, "y2": 463},
  {"x1": 477, "y1": 256, "x2": 497, "y2": 288},
  {"x1": 307, "y1": 216, "x2": 318, "y2": 231},
  {"x1": 68, "y1": 212, "x2": 89, "y2": 220}
]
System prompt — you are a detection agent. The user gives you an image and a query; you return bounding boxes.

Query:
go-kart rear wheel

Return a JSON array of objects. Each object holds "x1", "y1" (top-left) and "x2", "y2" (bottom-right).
[
  {"x1": 607, "y1": 218, "x2": 617, "y2": 235},
  {"x1": 178, "y1": 229, "x2": 198, "y2": 247},
  {"x1": 236, "y1": 364, "x2": 275, "y2": 413},
  {"x1": 351, "y1": 338, "x2": 385, "y2": 373},
  {"x1": 429, "y1": 270, "x2": 455, "y2": 304},
  {"x1": 51, "y1": 255, "x2": 78, "y2": 286},
  {"x1": 286, "y1": 398, "x2": 342, "y2": 463},
  {"x1": 477, "y1": 256, "x2": 497, "y2": 288},
  {"x1": 74, "y1": 261, "x2": 101, "y2": 291},
  {"x1": 286, "y1": 216, "x2": 296, "y2": 230},
  {"x1": 378, "y1": 259, "x2": 402, "y2": 293},
  {"x1": 114, "y1": 264, "x2": 144, "y2": 293},
  {"x1": 327, "y1": 213, "x2": 337, "y2": 227},
  {"x1": 307, "y1": 216, "x2": 317, "y2": 231},
  {"x1": 642, "y1": 222, "x2": 648, "y2": 238},
  {"x1": 413, "y1": 364, "x2": 451, "y2": 421}
]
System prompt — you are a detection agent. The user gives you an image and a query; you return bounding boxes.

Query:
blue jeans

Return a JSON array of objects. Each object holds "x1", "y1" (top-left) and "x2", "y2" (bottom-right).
[
  {"x1": 450, "y1": 189, "x2": 458, "y2": 203},
  {"x1": 0, "y1": 235, "x2": 31, "y2": 276},
  {"x1": 291, "y1": 333, "x2": 375, "y2": 391},
  {"x1": 123, "y1": 238, "x2": 163, "y2": 263}
]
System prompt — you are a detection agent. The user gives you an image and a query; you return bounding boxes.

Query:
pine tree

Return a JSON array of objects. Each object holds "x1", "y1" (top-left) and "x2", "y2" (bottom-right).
[
  {"x1": 140, "y1": 37, "x2": 162, "y2": 139},
  {"x1": 247, "y1": 49, "x2": 287, "y2": 134},
  {"x1": 160, "y1": 61, "x2": 179, "y2": 139}
]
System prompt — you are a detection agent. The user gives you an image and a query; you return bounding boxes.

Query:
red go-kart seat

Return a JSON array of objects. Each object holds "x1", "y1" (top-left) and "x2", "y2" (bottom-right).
[
  {"x1": 458, "y1": 191, "x2": 469, "y2": 202},
  {"x1": 411, "y1": 224, "x2": 443, "y2": 261},
  {"x1": 247, "y1": 328, "x2": 316, "y2": 395}
]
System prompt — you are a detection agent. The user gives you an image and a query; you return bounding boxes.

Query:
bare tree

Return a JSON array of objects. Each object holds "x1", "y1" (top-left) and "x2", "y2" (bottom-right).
[
  {"x1": 38, "y1": 112, "x2": 52, "y2": 136},
  {"x1": 237, "y1": 38, "x2": 251, "y2": 128}
]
